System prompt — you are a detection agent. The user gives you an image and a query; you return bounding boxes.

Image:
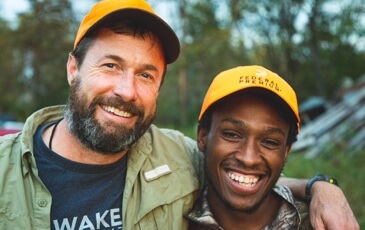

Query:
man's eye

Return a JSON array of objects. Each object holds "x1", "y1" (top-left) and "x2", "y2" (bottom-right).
[
  {"x1": 141, "y1": 73, "x2": 152, "y2": 79},
  {"x1": 222, "y1": 131, "x2": 239, "y2": 139},
  {"x1": 104, "y1": 63, "x2": 116, "y2": 69},
  {"x1": 262, "y1": 139, "x2": 280, "y2": 147}
]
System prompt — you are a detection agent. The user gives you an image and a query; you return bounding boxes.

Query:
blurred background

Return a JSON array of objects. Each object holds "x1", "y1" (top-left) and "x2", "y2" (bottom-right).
[{"x1": 0, "y1": 0, "x2": 364, "y2": 227}]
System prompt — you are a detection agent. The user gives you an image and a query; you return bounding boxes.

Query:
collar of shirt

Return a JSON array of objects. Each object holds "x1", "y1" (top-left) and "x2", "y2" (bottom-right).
[{"x1": 185, "y1": 185, "x2": 306, "y2": 230}]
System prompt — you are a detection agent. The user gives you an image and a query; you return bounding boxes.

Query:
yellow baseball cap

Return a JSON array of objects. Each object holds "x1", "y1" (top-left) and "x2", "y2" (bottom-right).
[
  {"x1": 74, "y1": 0, "x2": 180, "y2": 64},
  {"x1": 199, "y1": 65, "x2": 300, "y2": 132}
]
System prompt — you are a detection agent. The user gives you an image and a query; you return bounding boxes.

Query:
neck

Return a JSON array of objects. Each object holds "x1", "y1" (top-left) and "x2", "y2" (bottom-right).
[
  {"x1": 208, "y1": 188, "x2": 282, "y2": 230},
  {"x1": 44, "y1": 119, "x2": 128, "y2": 165}
]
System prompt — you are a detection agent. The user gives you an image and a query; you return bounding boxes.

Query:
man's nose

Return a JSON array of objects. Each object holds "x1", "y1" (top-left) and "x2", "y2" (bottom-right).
[
  {"x1": 234, "y1": 140, "x2": 262, "y2": 167},
  {"x1": 113, "y1": 71, "x2": 137, "y2": 102}
]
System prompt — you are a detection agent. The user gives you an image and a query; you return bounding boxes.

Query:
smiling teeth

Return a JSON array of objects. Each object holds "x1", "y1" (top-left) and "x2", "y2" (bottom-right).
[
  {"x1": 228, "y1": 172, "x2": 259, "y2": 187},
  {"x1": 103, "y1": 106, "x2": 132, "y2": 117}
]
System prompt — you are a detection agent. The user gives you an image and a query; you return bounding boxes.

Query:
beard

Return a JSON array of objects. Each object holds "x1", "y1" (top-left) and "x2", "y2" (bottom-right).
[{"x1": 64, "y1": 77, "x2": 155, "y2": 154}]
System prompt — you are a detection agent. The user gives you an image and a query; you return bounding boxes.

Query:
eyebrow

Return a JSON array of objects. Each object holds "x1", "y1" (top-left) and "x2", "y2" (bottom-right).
[
  {"x1": 221, "y1": 118, "x2": 286, "y2": 137},
  {"x1": 102, "y1": 54, "x2": 159, "y2": 72}
]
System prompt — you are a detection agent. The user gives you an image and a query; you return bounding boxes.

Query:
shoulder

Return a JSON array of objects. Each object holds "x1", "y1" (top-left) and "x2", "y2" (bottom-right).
[
  {"x1": 273, "y1": 185, "x2": 310, "y2": 214},
  {"x1": 0, "y1": 106, "x2": 65, "y2": 166},
  {"x1": 141, "y1": 125, "x2": 206, "y2": 188},
  {"x1": 0, "y1": 132, "x2": 22, "y2": 163},
  {"x1": 273, "y1": 186, "x2": 312, "y2": 229},
  {"x1": 150, "y1": 125, "x2": 196, "y2": 145},
  {"x1": 293, "y1": 198, "x2": 312, "y2": 229},
  {"x1": 147, "y1": 125, "x2": 200, "y2": 160}
]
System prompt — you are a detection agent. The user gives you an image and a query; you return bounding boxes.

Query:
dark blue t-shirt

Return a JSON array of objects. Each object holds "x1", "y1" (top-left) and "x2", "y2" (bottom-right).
[{"x1": 33, "y1": 121, "x2": 127, "y2": 230}]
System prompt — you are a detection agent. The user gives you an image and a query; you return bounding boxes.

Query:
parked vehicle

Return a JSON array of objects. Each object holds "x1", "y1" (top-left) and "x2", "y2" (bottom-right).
[
  {"x1": 0, "y1": 121, "x2": 24, "y2": 136},
  {"x1": 0, "y1": 128, "x2": 22, "y2": 136}
]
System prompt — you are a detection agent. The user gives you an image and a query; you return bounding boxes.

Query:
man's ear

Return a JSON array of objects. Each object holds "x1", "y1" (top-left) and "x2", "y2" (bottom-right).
[
  {"x1": 66, "y1": 53, "x2": 78, "y2": 85},
  {"x1": 197, "y1": 125, "x2": 208, "y2": 153}
]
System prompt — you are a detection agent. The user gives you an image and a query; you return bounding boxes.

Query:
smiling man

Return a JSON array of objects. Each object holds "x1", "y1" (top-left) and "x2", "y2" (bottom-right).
[
  {"x1": 186, "y1": 66, "x2": 314, "y2": 229},
  {"x1": 0, "y1": 0, "x2": 359, "y2": 229}
]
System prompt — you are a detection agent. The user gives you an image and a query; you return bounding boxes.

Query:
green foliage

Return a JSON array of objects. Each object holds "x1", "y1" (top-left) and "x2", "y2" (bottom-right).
[
  {"x1": 0, "y1": 0, "x2": 363, "y2": 226},
  {"x1": 15, "y1": 0, "x2": 75, "y2": 117},
  {"x1": 155, "y1": 0, "x2": 365, "y2": 129},
  {"x1": 284, "y1": 148, "x2": 365, "y2": 228},
  {"x1": 156, "y1": 0, "x2": 252, "y2": 128},
  {"x1": 0, "y1": 0, "x2": 364, "y2": 127},
  {"x1": 0, "y1": 0, "x2": 76, "y2": 121}
]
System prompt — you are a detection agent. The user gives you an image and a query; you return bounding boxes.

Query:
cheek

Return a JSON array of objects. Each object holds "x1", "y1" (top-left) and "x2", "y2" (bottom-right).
[
  {"x1": 82, "y1": 74, "x2": 119, "y2": 99},
  {"x1": 137, "y1": 85, "x2": 159, "y2": 106},
  {"x1": 205, "y1": 142, "x2": 227, "y2": 171},
  {"x1": 205, "y1": 155, "x2": 219, "y2": 181},
  {"x1": 265, "y1": 153, "x2": 287, "y2": 172}
]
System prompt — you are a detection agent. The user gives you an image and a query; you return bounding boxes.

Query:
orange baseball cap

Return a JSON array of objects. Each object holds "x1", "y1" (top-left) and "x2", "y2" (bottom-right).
[
  {"x1": 74, "y1": 0, "x2": 180, "y2": 64},
  {"x1": 199, "y1": 65, "x2": 300, "y2": 132}
]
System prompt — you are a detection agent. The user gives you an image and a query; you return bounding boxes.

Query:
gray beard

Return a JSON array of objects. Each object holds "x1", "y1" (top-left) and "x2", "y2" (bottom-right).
[{"x1": 64, "y1": 77, "x2": 155, "y2": 154}]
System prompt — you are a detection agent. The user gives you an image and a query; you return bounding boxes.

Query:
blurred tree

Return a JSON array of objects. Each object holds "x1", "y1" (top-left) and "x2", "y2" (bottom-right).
[
  {"x1": 12, "y1": 0, "x2": 75, "y2": 120},
  {"x1": 155, "y1": 0, "x2": 364, "y2": 130},
  {"x1": 227, "y1": 0, "x2": 364, "y2": 100},
  {"x1": 300, "y1": 0, "x2": 365, "y2": 99},
  {"x1": 0, "y1": 0, "x2": 363, "y2": 127},
  {"x1": 0, "y1": 17, "x2": 23, "y2": 120},
  {"x1": 154, "y1": 0, "x2": 251, "y2": 129},
  {"x1": 227, "y1": 0, "x2": 308, "y2": 99}
]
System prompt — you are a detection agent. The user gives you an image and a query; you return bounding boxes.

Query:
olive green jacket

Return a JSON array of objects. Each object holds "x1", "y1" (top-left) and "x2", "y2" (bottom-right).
[{"x1": 0, "y1": 106, "x2": 205, "y2": 229}]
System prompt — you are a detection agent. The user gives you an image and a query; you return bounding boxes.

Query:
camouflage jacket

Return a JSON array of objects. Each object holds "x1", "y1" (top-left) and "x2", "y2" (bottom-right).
[{"x1": 185, "y1": 185, "x2": 313, "y2": 230}]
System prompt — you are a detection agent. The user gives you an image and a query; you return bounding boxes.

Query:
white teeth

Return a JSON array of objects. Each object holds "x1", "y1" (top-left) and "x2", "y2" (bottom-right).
[
  {"x1": 228, "y1": 172, "x2": 259, "y2": 187},
  {"x1": 103, "y1": 106, "x2": 132, "y2": 117},
  {"x1": 244, "y1": 177, "x2": 250, "y2": 183}
]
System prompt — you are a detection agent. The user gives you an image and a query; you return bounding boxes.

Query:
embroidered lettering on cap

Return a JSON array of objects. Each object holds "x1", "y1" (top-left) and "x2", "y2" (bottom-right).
[
  {"x1": 144, "y1": 164, "x2": 172, "y2": 182},
  {"x1": 238, "y1": 75, "x2": 282, "y2": 92}
]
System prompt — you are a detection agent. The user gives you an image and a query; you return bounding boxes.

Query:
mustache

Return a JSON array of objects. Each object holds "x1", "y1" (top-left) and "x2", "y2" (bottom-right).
[
  {"x1": 91, "y1": 96, "x2": 144, "y2": 117},
  {"x1": 221, "y1": 159, "x2": 260, "y2": 171}
]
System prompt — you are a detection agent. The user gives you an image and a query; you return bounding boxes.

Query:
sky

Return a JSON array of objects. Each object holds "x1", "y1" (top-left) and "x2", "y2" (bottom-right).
[
  {"x1": 0, "y1": 0, "x2": 174, "y2": 27},
  {"x1": 1, "y1": 0, "x2": 29, "y2": 21},
  {"x1": 0, "y1": 0, "x2": 94, "y2": 21},
  {"x1": 1, "y1": 0, "x2": 363, "y2": 50}
]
